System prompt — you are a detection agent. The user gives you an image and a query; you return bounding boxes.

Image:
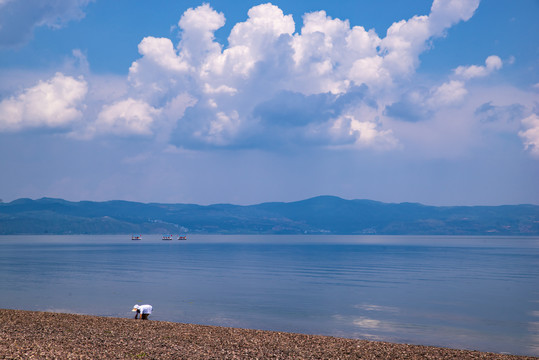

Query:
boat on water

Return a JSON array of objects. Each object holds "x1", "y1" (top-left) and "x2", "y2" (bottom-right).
[
  {"x1": 162, "y1": 235, "x2": 173, "y2": 240},
  {"x1": 131, "y1": 235, "x2": 142, "y2": 240},
  {"x1": 178, "y1": 235, "x2": 187, "y2": 240}
]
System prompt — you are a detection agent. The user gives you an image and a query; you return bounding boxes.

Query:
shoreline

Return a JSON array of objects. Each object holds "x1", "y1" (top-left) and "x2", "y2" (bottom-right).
[{"x1": 1, "y1": 309, "x2": 536, "y2": 359}]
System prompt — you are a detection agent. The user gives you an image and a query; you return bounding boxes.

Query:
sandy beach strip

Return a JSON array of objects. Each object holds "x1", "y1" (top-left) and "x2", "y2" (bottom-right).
[{"x1": 0, "y1": 309, "x2": 535, "y2": 359}]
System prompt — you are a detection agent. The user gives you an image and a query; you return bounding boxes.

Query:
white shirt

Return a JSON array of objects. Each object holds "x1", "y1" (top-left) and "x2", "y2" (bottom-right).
[{"x1": 138, "y1": 304, "x2": 152, "y2": 314}]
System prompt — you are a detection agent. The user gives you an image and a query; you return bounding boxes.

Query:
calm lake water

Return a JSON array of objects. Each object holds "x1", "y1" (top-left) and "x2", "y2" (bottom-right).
[{"x1": 1, "y1": 235, "x2": 538, "y2": 356}]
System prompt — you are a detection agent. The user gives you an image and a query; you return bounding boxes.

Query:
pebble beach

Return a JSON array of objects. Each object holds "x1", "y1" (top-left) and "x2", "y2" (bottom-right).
[{"x1": 1, "y1": 309, "x2": 536, "y2": 359}]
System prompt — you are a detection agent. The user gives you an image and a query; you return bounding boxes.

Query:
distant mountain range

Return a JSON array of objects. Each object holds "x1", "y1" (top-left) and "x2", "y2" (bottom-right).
[{"x1": 0, "y1": 196, "x2": 538, "y2": 235}]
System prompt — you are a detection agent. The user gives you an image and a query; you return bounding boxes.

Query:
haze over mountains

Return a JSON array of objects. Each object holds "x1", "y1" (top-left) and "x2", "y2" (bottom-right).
[{"x1": 1, "y1": 196, "x2": 538, "y2": 235}]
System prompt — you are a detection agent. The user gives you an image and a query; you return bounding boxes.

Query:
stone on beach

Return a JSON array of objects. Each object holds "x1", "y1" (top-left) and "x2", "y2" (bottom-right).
[{"x1": 0, "y1": 309, "x2": 535, "y2": 359}]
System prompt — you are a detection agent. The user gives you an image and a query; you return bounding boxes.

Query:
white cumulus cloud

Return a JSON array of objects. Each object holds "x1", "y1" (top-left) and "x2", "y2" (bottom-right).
[
  {"x1": 519, "y1": 114, "x2": 539, "y2": 157},
  {"x1": 0, "y1": 72, "x2": 87, "y2": 131},
  {"x1": 6, "y1": 0, "x2": 523, "y2": 157},
  {"x1": 428, "y1": 80, "x2": 468, "y2": 107},
  {"x1": 91, "y1": 98, "x2": 161, "y2": 137},
  {"x1": 118, "y1": 0, "x2": 483, "y2": 150},
  {"x1": 138, "y1": 37, "x2": 189, "y2": 73},
  {"x1": 177, "y1": 3, "x2": 225, "y2": 68},
  {"x1": 454, "y1": 55, "x2": 503, "y2": 79},
  {"x1": 429, "y1": 0, "x2": 480, "y2": 34},
  {"x1": 332, "y1": 115, "x2": 398, "y2": 150}
]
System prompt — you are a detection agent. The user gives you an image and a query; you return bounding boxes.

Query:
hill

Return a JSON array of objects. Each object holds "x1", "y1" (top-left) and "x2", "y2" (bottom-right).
[{"x1": 0, "y1": 196, "x2": 538, "y2": 235}]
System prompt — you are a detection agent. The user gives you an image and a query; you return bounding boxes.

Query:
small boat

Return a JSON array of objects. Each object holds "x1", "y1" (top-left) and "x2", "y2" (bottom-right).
[
  {"x1": 177, "y1": 235, "x2": 187, "y2": 240},
  {"x1": 162, "y1": 235, "x2": 173, "y2": 240},
  {"x1": 131, "y1": 235, "x2": 142, "y2": 240}
]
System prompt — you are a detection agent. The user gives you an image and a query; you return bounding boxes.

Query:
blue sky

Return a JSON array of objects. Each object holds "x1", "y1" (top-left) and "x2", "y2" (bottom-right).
[{"x1": 0, "y1": 0, "x2": 538, "y2": 205}]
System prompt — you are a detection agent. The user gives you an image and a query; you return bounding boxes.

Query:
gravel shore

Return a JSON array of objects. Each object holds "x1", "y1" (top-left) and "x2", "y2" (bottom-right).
[{"x1": 0, "y1": 309, "x2": 535, "y2": 359}]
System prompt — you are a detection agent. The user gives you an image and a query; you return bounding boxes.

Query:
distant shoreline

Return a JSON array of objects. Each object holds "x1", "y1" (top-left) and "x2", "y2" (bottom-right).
[
  {"x1": 0, "y1": 309, "x2": 535, "y2": 359},
  {"x1": 2, "y1": 196, "x2": 538, "y2": 235}
]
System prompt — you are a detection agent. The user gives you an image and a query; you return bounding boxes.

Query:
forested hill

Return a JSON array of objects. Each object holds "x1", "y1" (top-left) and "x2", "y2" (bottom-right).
[{"x1": 0, "y1": 196, "x2": 538, "y2": 235}]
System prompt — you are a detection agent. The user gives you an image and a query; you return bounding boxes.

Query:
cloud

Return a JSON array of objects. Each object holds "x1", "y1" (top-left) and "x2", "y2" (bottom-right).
[
  {"x1": 291, "y1": 10, "x2": 383, "y2": 92},
  {"x1": 385, "y1": 55, "x2": 502, "y2": 122},
  {"x1": 380, "y1": 0, "x2": 480, "y2": 79},
  {"x1": 248, "y1": 89, "x2": 396, "y2": 150},
  {"x1": 384, "y1": 80, "x2": 468, "y2": 122},
  {"x1": 333, "y1": 115, "x2": 398, "y2": 150},
  {"x1": 228, "y1": 3, "x2": 294, "y2": 58},
  {"x1": 519, "y1": 114, "x2": 539, "y2": 157},
  {"x1": 89, "y1": 98, "x2": 161, "y2": 137},
  {"x1": 0, "y1": 72, "x2": 87, "y2": 131},
  {"x1": 474, "y1": 102, "x2": 525, "y2": 124},
  {"x1": 384, "y1": 88, "x2": 432, "y2": 122},
  {"x1": 122, "y1": 1, "x2": 482, "y2": 150},
  {"x1": 428, "y1": 80, "x2": 468, "y2": 107},
  {"x1": 137, "y1": 37, "x2": 189, "y2": 74},
  {"x1": 7, "y1": 0, "x2": 533, "y2": 158},
  {"x1": 0, "y1": 0, "x2": 93, "y2": 48},
  {"x1": 178, "y1": 3, "x2": 226, "y2": 68},
  {"x1": 429, "y1": 0, "x2": 480, "y2": 34},
  {"x1": 454, "y1": 55, "x2": 503, "y2": 79},
  {"x1": 253, "y1": 91, "x2": 338, "y2": 127}
]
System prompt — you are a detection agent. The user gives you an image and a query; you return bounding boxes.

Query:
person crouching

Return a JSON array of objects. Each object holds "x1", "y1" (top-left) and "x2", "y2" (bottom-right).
[{"x1": 132, "y1": 304, "x2": 152, "y2": 320}]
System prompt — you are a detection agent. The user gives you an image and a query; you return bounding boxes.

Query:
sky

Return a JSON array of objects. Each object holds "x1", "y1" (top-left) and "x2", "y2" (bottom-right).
[{"x1": 0, "y1": 0, "x2": 538, "y2": 206}]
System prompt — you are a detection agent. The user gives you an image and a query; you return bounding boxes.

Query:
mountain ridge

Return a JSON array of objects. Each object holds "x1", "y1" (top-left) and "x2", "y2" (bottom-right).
[{"x1": 1, "y1": 196, "x2": 538, "y2": 235}]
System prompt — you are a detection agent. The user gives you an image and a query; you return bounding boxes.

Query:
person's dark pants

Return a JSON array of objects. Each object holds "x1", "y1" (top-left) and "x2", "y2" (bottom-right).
[{"x1": 141, "y1": 313, "x2": 149, "y2": 320}]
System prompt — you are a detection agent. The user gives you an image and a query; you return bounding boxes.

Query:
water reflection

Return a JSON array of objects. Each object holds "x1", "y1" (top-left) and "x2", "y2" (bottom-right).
[{"x1": 354, "y1": 304, "x2": 399, "y2": 313}]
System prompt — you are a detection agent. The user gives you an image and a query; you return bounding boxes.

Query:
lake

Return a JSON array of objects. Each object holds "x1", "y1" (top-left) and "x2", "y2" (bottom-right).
[{"x1": 1, "y1": 235, "x2": 538, "y2": 356}]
